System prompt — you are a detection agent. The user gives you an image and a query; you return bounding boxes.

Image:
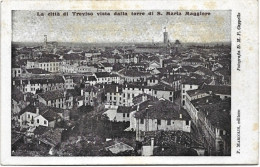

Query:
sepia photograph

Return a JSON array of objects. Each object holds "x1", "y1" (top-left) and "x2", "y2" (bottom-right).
[{"x1": 10, "y1": 10, "x2": 232, "y2": 157}]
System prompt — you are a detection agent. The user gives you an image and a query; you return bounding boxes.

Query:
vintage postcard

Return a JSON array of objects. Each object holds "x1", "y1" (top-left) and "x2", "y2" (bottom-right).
[{"x1": 0, "y1": 0, "x2": 258, "y2": 165}]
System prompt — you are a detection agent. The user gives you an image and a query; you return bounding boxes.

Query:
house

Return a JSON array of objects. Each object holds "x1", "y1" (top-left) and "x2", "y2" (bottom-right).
[
  {"x1": 200, "y1": 85, "x2": 231, "y2": 100},
  {"x1": 148, "y1": 61, "x2": 161, "y2": 70},
  {"x1": 83, "y1": 76, "x2": 96, "y2": 86},
  {"x1": 22, "y1": 68, "x2": 51, "y2": 77},
  {"x1": 38, "y1": 89, "x2": 73, "y2": 109},
  {"x1": 184, "y1": 95, "x2": 231, "y2": 155},
  {"x1": 11, "y1": 88, "x2": 32, "y2": 123},
  {"x1": 181, "y1": 58, "x2": 204, "y2": 67},
  {"x1": 12, "y1": 64, "x2": 22, "y2": 78},
  {"x1": 63, "y1": 75, "x2": 74, "y2": 89},
  {"x1": 81, "y1": 85, "x2": 103, "y2": 107},
  {"x1": 18, "y1": 103, "x2": 61, "y2": 128},
  {"x1": 132, "y1": 98, "x2": 191, "y2": 141},
  {"x1": 13, "y1": 76, "x2": 65, "y2": 94},
  {"x1": 95, "y1": 72, "x2": 120, "y2": 84},
  {"x1": 26, "y1": 57, "x2": 61, "y2": 73},
  {"x1": 181, "y1": 77, "x2": 209, "y2": 107},
  {"x1": 146, "y1": 76, "x2": 159, "y2": 86},
  {"x1": 100, "y1": 63, "x2": 113, "y2": 72},
  {"x1": 104, "y1": 84, "x2": 123, "y2": 106}
]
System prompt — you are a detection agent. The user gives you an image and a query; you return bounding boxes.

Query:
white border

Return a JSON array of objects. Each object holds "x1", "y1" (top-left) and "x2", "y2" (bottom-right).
[{"x1": 1, "y1": 0, "x2": 259, "y2": 165}]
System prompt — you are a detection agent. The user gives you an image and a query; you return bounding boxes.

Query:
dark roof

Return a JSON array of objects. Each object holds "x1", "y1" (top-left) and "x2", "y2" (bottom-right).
[
  {"x1": 104, "y1": 84, "x2": 123, "y2": 93},
  {"x1": 38, "y1": 90, "x2": 65, "y2": 101},
  {"x1": 150, "y1": 83, "x2": 175, "y2": 91},
  {"x1": 202, "y1": 85, "x2": 231, "y2": 95},
  {"x1": 84, "y1": 76, "x2": 97, "y2": 82},
  {"x1": 183, "y1": 58, "x2": 203, "y2": 63},
  {"x1": 135, "y1": 99, "x2": 191, "y2": 120},
  {"x1": 194, "y1": 98, "x2": 231, "y2": 131},
  {"x1": 19, "y1": 102, "x2": 63, "y2": 121},
  {"x1": 67, "y1": 89, "x2": 81, "y2": 97},
  {"x1": 181, "y1": 66, "x2": 197, "y2": 72},
  {"x1": 38, "y1": 128, "x2": 63, "y2": 147},
  {"x1": 95, "y1": 72, "x2": 110, "y2": 78},
  {"x1": 101, "y1": 62, "x2": 112, "y2": 67},
  {"x1": 117, "y1": 106, "x2": 133, "y2": 113},
  {"x1": 195, "y1": 66, "x2": 216, "y2": 76},
  {"x1": 63, "y1": 54, "x2": 82, "y2": 60},
  {"x1": 26, "y1": 68, "x2": 50, "y2": 74},
  {"x1": 33, "y1": 126, "x2": 52, "y2": 135},
  {"x1": 119, "y1": 68, "x2": 150, "y2": 77},
  {"x1": 12, "y1": 87, "x2": 24, "y2": 102},
  {"x1": 84, "y1": 85, "x2": 100, "y2": 93},
  {"x1": 37, "y1": 57, "x2": 61, "y2": 63}
]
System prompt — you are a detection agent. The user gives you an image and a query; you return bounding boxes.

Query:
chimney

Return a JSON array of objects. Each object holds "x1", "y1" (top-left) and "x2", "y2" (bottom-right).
[
  {"x1": 179, "y1": 114, "x2": 182, "y2": 119},
  {"x1": 81, "y1": 89, "x2": 84, "y2": 96},
  {"x1": 142, "y1": 94, "x2": 147, "y2": 102},
  {"x1": 64, "y1": 90, "x2": 67, "y2": 97},
  {"x1": 36, "y1": 107, "x2": 39, "y2": 115},
  {"x1": 151, "y1": 138, "x2": 154, "y2": 148}
]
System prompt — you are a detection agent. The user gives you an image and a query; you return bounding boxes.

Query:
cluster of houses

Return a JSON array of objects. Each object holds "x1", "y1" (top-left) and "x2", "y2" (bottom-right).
[{"x1": 11, "y1": 40, "x2": 231, "y2": 156}]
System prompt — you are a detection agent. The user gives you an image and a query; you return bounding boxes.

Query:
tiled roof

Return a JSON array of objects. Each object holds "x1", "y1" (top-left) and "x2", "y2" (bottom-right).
[
  {"x1": 104, "y1": 84, "x2": 123, "y2": 93},
  {"x1": 150, "y1": 83, "x2": 175, "y2": 91},
  {"x1": 135, "y1": 99, "x2": 190, "y2": 120},
  {"x1": 95, "y1": 72, "x2": 111, "y2": 78},
  {"x1": 117, "y1": 106, "x2": 133, "y2": 113},
  {"x1": 202, "y1": 85, "x2": 231, "y2": 95},
  {"x1": 119, "y1": 68, "x2": 150, "y2": 77},
  {"x1": 38, "y1": 90, "x2": 65, "y2": 101},
  {"x1": 12, "y1": 87, "x2": 24, "y2": 102},
  {"x1": 38, "y1": 128, "x2": 63, "y2": 147}
]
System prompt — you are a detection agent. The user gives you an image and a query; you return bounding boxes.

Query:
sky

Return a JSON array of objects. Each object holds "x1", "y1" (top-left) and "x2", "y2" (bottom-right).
[{"x1": 12, "y1": 10, "x2": 231, "y2": 43}]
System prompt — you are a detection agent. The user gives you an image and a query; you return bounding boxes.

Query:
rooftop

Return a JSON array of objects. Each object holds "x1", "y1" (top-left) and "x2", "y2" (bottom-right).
[{"x1": 135, "y1": 99, "x2": 190, "y2": 120}]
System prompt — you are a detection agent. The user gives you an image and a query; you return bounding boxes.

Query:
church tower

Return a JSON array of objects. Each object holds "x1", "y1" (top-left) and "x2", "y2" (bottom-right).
[{"x1": 163, "y1": 27, "x2": 169, "y2": 44}]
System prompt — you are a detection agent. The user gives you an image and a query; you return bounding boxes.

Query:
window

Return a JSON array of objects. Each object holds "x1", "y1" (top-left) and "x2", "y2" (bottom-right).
[
  {"x1": 186, "y1": 120, "x2": 189, "y2": 126},
  {"x1": 183, "y1": 85, "x2": 185, "y2": 88},
  {"x1": 183, "y1": 95, "x2": 185, "y2": 99},
  {"x1": 114, "y1": 97, "x2": 116, "y2": 100},
  {"x1": 157, "y1": 119, "x2": 161, "y2": 125},
  {"x1": 28, "y1": 114, "x2": 30, "y2": 118},
  {"x1": 190, "y1": 85, "x2": 192, "y2": 88},
  {"x1": 44, "y1": 120, "x2": 47, "y2": 125},
  {"x1": 170, "y1": 92, "x2": 172, "y2": 95},
  {"x1": 154, "y1": 91, "x2": 157, "y2": 95},
  {"x1": 183, "y1": 90, "x2": 185, "y2": 93},
  {"x1": 169, "y1": 97, "x2": 173, "y2": 101},
  {"x1": 37, "y1": 119, "x2": 39, "y2": 123},
  {"x1": 123, "y1": 113, "x2": 125, "y2": 117},
  {"x1": 140, "y1": 119, "x2": 144, "y2": 124},
  {"x1": 167, "y1": 120, "x2": 171, "y2": 125},
  {"x1": 127, "y1": 113, "x2": 129, "y2": 117}
]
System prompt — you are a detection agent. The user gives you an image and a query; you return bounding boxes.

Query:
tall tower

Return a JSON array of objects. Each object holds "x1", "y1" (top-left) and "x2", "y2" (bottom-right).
[
  {"x1": 44, "y1": 35, "x2": 47, "y2": 48},
  {"x1": 163, "y1": 27, "x2": 168, "y2": 44}
]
